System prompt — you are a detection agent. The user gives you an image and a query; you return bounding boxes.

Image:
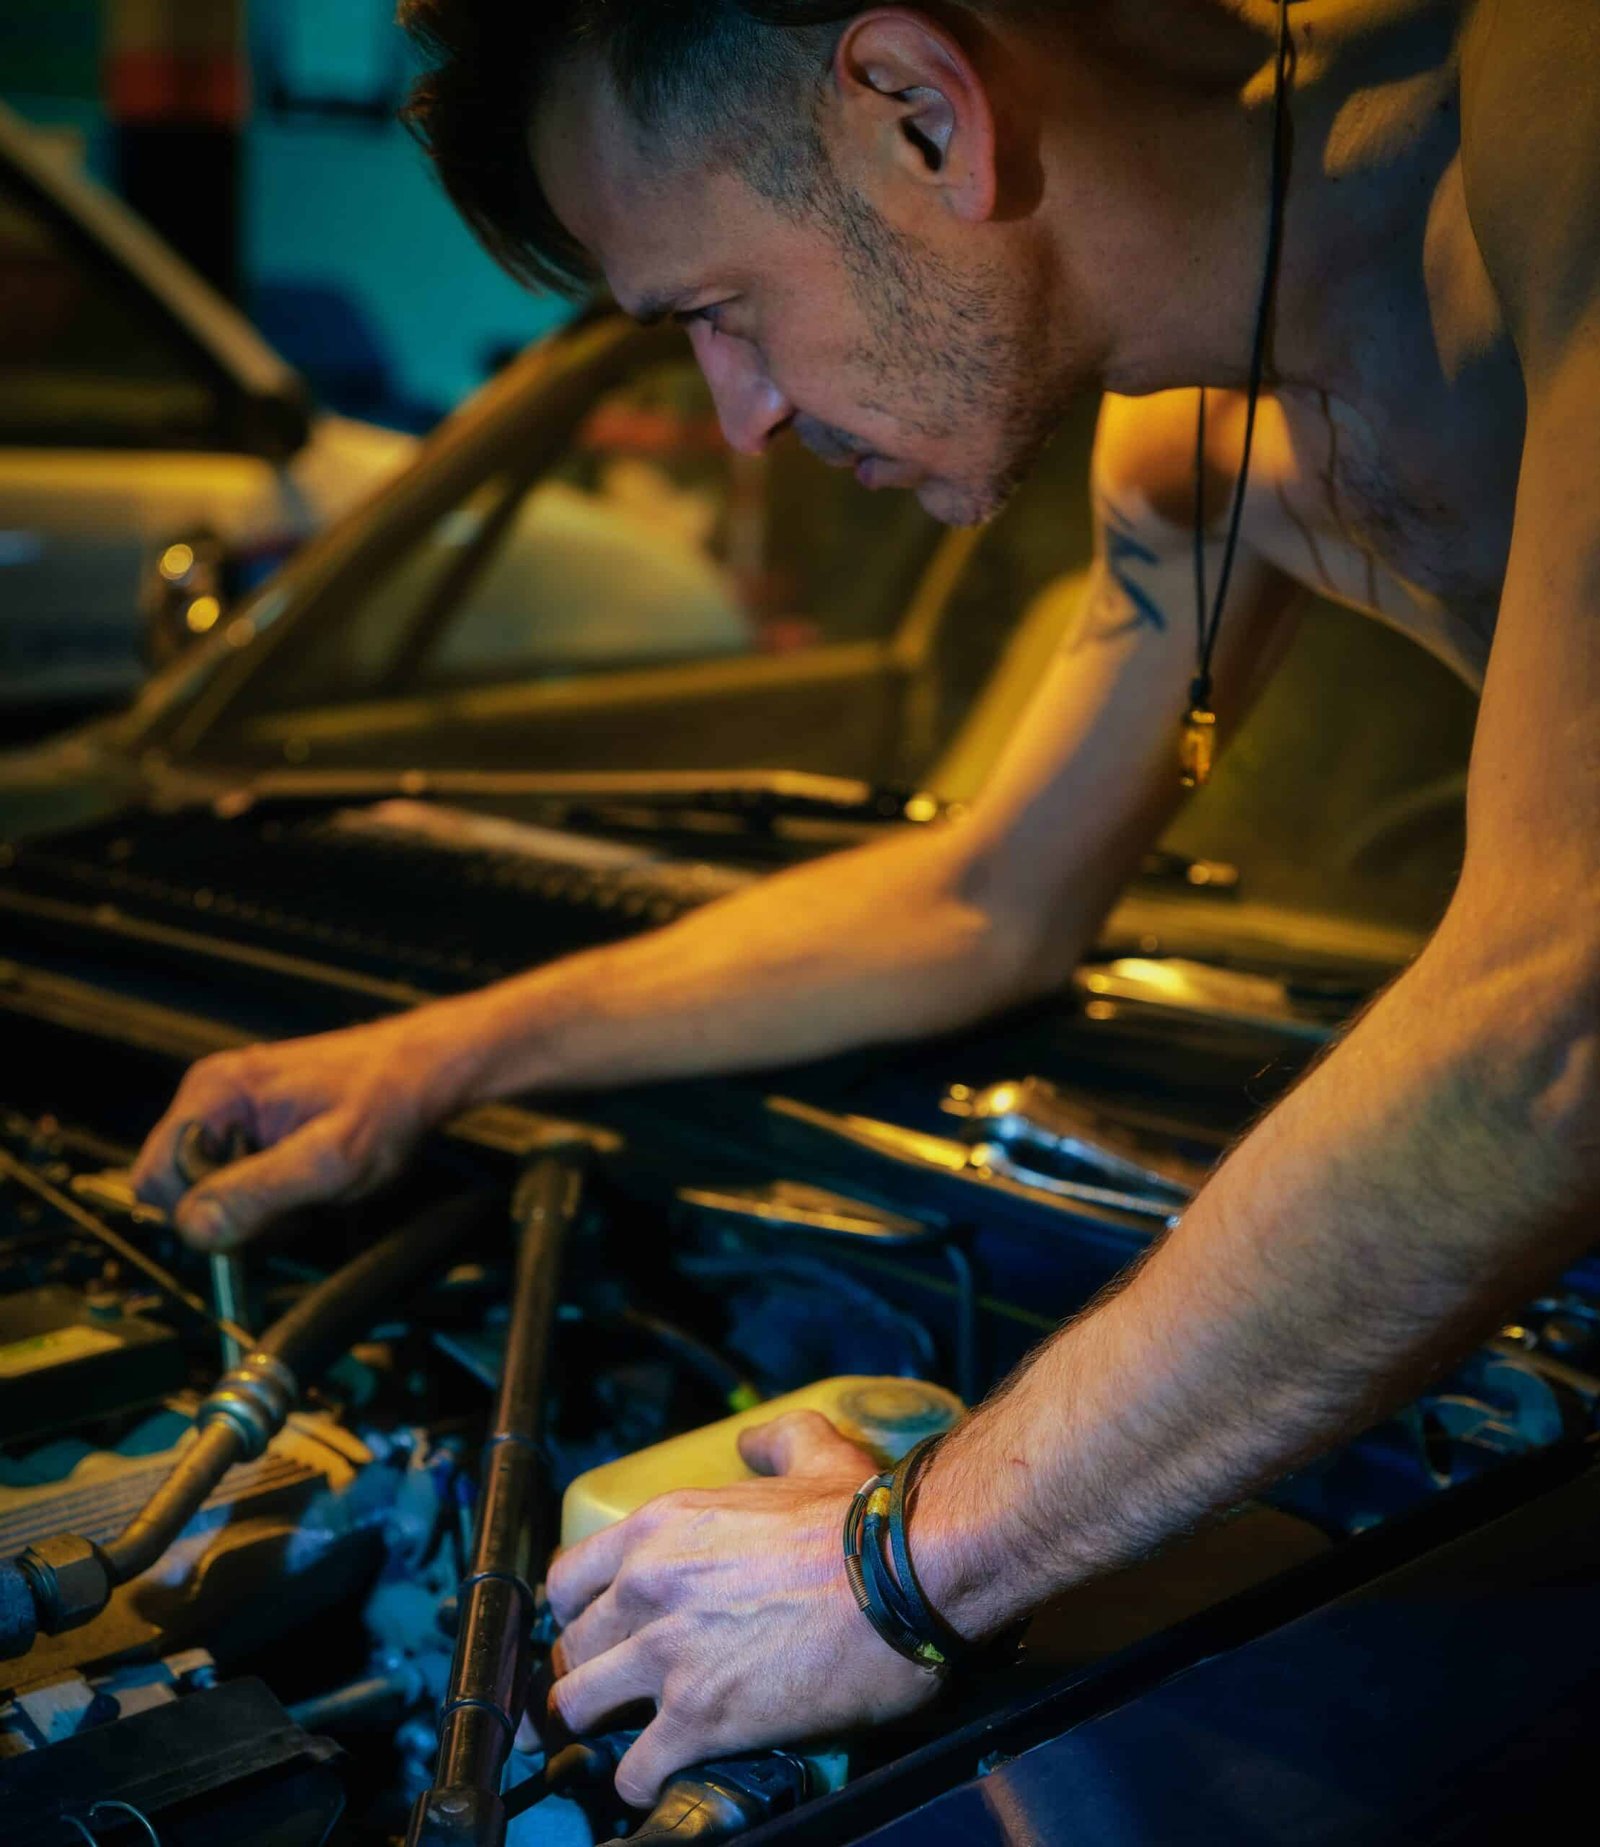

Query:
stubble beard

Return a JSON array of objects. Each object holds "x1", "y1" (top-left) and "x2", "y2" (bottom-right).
[{"x1": 825, "y1": 183, "x2": 1065, "y2": 527}]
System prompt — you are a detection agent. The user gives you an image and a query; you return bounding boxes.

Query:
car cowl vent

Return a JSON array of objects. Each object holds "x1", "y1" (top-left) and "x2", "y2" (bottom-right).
[{"x1": 2, "y1": 805, "x2": 749, "y2": 991}]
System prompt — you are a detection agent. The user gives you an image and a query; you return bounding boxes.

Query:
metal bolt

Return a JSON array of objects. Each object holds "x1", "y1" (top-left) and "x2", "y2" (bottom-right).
[{"x1": 19, "y1": 1535, "x2": 110, "y2": 1633}]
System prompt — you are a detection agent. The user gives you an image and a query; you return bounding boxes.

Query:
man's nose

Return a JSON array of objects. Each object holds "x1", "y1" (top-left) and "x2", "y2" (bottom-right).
[{"x1": 689, "y1": 322, "x2": 794, "y2": 456}]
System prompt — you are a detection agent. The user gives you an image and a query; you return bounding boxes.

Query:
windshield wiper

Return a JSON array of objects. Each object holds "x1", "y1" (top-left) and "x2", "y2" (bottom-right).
[
  {"x1": 191, "y1": 766, "x2": 947, "y2": 834},
  {"x1": 178, "y1": 765, "x2": 1251, "y2": 891}
]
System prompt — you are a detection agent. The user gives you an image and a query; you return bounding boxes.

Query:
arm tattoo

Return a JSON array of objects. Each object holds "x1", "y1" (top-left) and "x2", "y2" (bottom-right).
[{"x1": 1077, "y1": 504, "x2": 1169, "y2": 647}]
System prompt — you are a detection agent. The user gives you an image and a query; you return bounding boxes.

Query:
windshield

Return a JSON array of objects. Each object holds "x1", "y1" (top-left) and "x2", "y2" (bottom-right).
[
  {"x1": 182, "y1": 330, "x2": 1476, "y2": 942},
  {"x1": 224, "y1": 353, "x2": 946, "y2": 719}
]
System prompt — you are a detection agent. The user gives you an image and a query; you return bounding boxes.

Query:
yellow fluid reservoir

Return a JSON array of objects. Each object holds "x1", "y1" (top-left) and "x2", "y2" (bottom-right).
[{"x1": 560, "y1": 1375, "x2": 964, "y2": 1547}]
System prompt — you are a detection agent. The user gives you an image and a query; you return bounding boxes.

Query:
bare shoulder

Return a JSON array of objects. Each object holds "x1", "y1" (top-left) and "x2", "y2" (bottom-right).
[{"x1": 1459, "y1": 0, "x2": 1600, "y2": 372}]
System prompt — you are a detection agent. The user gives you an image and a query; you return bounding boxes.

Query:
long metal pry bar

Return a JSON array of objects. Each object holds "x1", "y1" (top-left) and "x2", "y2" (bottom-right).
[{"x1": 407, "y1": 1153, "x2": 583, "y2": 1847}]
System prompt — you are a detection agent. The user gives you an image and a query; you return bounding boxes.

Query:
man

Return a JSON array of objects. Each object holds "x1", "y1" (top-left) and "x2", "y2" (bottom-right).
[{"x1": 133, "y1": 0, "x2": 1599, "y2": 1812}]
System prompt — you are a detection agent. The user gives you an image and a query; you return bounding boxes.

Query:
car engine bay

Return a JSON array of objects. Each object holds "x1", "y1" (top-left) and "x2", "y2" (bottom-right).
[{"x1": 2, "y1": 801, "x2": 1600, "y2": 1845}]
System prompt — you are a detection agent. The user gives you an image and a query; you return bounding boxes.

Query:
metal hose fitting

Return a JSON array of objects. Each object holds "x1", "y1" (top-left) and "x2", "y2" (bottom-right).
[{"x1": 196, "y1": 1350, "x2": 299, "y2": 1459}]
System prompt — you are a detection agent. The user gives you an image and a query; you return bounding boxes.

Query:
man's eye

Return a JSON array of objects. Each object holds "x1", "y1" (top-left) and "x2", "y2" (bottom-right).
[{"x1": 679, "y1": 304, "x2": 728, "y2": 334}]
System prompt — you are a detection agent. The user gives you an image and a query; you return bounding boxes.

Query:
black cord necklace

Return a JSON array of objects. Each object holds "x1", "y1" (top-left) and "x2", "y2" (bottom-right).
[{"x1": 1181, "y1": 0, "x2": 1295, "y2": 788}]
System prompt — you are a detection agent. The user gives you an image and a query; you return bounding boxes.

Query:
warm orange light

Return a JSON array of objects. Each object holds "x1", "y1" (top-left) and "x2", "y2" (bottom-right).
[
  {"x1": 184, "y1": 594, "x2": 221, "y2": 634},
  {"x1": 160, "y1": 542, "x2": 195, "y2": 581}
]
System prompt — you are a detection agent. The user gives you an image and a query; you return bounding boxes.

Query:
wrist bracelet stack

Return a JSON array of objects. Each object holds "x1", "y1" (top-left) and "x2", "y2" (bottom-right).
[{"x1": 842, "y1": 1435, "x2": 968, "y2": 1674}]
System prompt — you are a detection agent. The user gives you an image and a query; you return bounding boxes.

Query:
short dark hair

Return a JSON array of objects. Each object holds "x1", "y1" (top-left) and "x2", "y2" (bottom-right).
[{"x1": 399, "y1": 2, "x2": 876, "y2": 296}]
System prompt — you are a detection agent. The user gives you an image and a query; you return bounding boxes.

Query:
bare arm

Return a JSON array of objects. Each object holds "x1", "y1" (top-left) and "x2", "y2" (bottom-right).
[
  {"x1": 539, "y1": 23, "x2": 1600, "y2": 1794},
  {"x1": 456, "y1": 397, "x2": 1296, "y2": 1097},
  {"x1": 134, "y1": 396, "x2": 1296, "y2": 1246},
  {"x1": 916, "y1": 1, "x2": 1600, "y2": 1634}
]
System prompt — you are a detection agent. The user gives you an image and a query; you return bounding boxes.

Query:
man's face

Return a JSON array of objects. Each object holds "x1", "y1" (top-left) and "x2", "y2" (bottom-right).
[{"x1": 533, "y1": 59, "x2": 1065, "y2": 527}]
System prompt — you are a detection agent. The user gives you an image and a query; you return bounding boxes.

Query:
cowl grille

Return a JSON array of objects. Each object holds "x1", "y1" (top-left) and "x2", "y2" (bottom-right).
[{"x1": 4, "y1": 805, "x2": 747, "y2": 991}]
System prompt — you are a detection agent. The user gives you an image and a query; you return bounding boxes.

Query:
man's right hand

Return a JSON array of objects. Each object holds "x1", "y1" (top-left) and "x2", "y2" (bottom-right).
[{"x1": 131, "y1": 1006, "x2": 477, "y2": 1251}]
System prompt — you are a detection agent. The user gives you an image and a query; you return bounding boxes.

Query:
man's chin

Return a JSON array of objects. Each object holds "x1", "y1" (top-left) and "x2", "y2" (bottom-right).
[{"x1": 914, "y1": 475, "x2": 1013, "y2": 529}]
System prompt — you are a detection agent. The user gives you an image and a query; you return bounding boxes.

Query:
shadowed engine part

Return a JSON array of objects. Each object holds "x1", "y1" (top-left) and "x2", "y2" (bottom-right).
[
  {"x1": 0, "y1": 1414, "x2": 385, "y2": 1687},
  {"x1": 2, "y1": 1675, "x2": 345, "y2": 1847},
  {"x1": 0, "y1": 1286, "x2": 185, "y2": 1445},
  {"x1": 609, "y1": 1754, "x2": 811, "y2": 1844},
  {"x1": 0, "y1": 1192, "x2": 490, "y2": 1660},
  {"x1": 407, "y1": 1154, "x2": 583, "y2": 1847}
]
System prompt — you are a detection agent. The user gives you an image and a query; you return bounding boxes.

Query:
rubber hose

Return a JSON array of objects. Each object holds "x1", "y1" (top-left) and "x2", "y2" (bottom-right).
[
  {"x1": 259, "y1": 1192, "x2": 490, "y2": 1383},
  {"x1": 101, "y1": 1420, "x2": 243, "y2": 1584},
  {"x1": 100, "y1": 1194, "x2": 491, "y2": 1594},
  {"x1": 0, "y1": 1558, "x2": 37, "y2": 1656}
]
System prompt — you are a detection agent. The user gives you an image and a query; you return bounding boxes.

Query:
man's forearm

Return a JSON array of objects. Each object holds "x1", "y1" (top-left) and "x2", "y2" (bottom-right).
[
  {"x1": 920, "y1": 915, "x2": 1600, "y2": 1636},
  {"x1": 402, "y1": 518, "x2": 1294, "y2": 1122},
  {"x1": 430, "y1": 821, "x2": 1064, "y2": 1107}
]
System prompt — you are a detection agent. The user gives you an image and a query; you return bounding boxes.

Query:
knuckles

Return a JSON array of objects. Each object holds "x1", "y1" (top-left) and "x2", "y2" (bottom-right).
[
  {"x1": 637, "y1": 1489, "x2": 693, "y2": 1531},
  {"x1": 660, "y1": 1666, "x2": 721, "y2": 1733},
  {"x1": 548, "y1": 1672, "x2": 589, "y2": 1732},
  {"x1": 544, "y1": 1553, "x2": 592, "y2": 1628},
  {"x1": 189, "y1": 1048, "x2": 253, "y2": 1096},
  {"x1": 619, "y1": 1491, "x2": 688, "y2": 1555},
  {"x1": 615, "y1": 1548, "x2": 675, "y2": 1614},
  {"x1": 310, "y1": 1120, "x2": 364, "y2": 1187},
  {"x1": 774, "y1": 1408, "x2": 837, "y2": 1448},
  {"x1": 749, "y1": 1407, "x2": 850, "y2": 1473},
  {"x1": 137, "y1": 1029, "x2": 417, "y2": 1218}
]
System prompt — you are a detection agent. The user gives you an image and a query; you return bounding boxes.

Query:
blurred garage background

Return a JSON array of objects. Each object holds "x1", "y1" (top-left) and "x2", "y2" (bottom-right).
[
  {"x1": 0, "y1": 0, "x2": 1477, "y2": 947},
  {"x1": 3, "y1": 0, "x2": 565, "y2": 423},
  {"x1": 0, "y1": 0, "x2": 582, "y2": 740}
]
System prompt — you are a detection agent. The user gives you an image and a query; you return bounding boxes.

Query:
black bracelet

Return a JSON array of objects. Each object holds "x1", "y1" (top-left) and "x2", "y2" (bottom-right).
[
  {"x1": 842, "y1": 1437, "x2": 968, "y2": 1674},
  {"x1": 843, "y1": 1474, "x2": 944, "y2": 1671},
  {"x1": 885, "y1": 1436, "x2": 970, "y2": 1668}
]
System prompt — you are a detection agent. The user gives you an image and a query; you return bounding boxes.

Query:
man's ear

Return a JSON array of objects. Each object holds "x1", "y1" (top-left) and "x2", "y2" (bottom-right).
[{"x1": 831, "y1": 9, "x2": 998, "y2": 222}]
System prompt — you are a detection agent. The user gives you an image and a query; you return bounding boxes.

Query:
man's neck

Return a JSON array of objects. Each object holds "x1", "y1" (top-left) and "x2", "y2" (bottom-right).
[{"x1": 1030, "y1": 0, "x2": 1460, "y2": 400}]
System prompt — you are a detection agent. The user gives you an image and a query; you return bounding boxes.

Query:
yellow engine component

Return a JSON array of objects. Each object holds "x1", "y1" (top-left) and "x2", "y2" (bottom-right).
[{"x1": 560, "y1": 1375, "x2": 963, "y2": 1547}]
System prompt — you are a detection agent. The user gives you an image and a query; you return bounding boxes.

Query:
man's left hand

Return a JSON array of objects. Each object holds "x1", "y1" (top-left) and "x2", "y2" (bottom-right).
[{"x1": 545, "y1": 1410, "x2": 943, "y2": 1807}]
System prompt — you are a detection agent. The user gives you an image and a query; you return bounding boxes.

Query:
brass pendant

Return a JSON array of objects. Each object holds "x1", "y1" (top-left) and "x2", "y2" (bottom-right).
[{"x1": 1179, "y1": 706, "x2": 1217, "y2": 789}]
